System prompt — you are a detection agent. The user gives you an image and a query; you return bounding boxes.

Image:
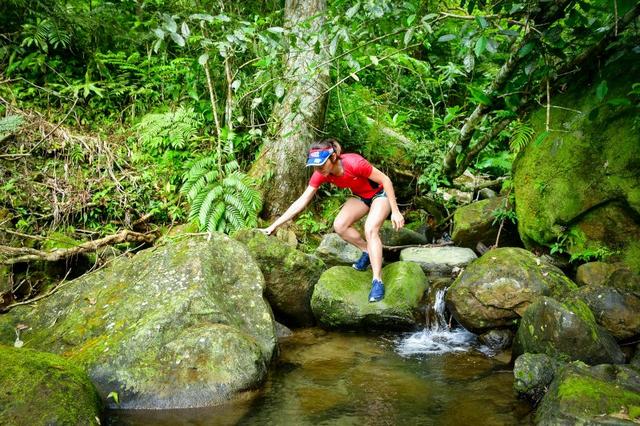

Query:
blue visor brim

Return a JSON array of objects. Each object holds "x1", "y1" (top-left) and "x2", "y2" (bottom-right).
[{"x1": 306, "y1": 148, "x2": 333, "y2": 167}]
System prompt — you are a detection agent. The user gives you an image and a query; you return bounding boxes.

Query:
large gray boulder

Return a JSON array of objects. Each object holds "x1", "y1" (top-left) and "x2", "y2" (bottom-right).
[
  {"x1": 536, "y1": 362, "x2": 640, "y2": 425},
  {"x1": 379, "y1": 221, "x2": 428, "y2": 246},
  {"x1": 311, "y1": 262, "x2": 427, "y2": 330},
  {"x1": 0, "y1": 234, "x2": 277, "y2": 409},
  {"x1": 0, "y1": 345, "x2": 102, "y2": 425},
  {"x1": 577, "y1": 284, "x2": 640, "y2": 341},
  {"x1": 513, "y1": 296, "x2": 624, "y2": 365},
  {"x1": 399, "y1": 246, "x2": 477, "y2": 277},
  {"x1": 234, "y1": 229, "x2": 325, "y2": 326},
  {"x1": 446, "y1": 248, "x2": 577, "y2": 333},
  {"x1": 316, "y1": 233, "x2": 362, "y2": 266}
]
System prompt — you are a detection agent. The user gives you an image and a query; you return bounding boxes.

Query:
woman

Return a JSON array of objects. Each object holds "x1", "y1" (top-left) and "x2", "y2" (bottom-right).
[{"x1": 260, "y1": 138, "x2": 404, "y2": 302}]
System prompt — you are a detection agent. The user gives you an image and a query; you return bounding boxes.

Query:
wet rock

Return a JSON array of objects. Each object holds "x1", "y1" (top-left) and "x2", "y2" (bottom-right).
[
  {"x1": 0, "y1": 234, "x2": 277, "y2": 409},
  {"x1": 234, "y1": 229, "x2": 325, "y2": 327},
  {"x1": 513, "y1": 353, "x2": 561, "y2": 401},
  {"x1": 275, "y1": 322, "x2": 293, "y2": 339},
  {"x1": 451, "y1": 197, "x2": 506, "y2": 249},
  {"x1": 478, "y1": 329, "x2": 513, "y2": 351},
  {"x1": 446, "y1": 248, "x2": 577, "y2": 333},
  {"x1": 311, "y1": 262, "x2": 427, "y2": 330},
  {"x1": 380, "y1": 221, "x2": 428, "y2": 246},
  {"x1": 316, "y1": 233, "x2": 362, "y2": 267},
  {"x1": 535, "y1": 362, "x2": 640, "y2": 424},
  {"x1": 632, "y1": 344, "x2": 640, "y2": 371},
  {"x1": 478, "y1": 188, "x2": 497, "y2": 199},
  {"x1": 0, "y1": 345, "x2": 101, "y2": 425},
  {"x1": 575, "y1": 261, "x2": 623, "y2": 287},
  {"x1": 513, "y1": 296, "x2": 624, "y2": 365},
  {"x1": 399, "y1": 246, "x2": 477, "y2": 277},
  {"x1": 577, "y1": 285, "x2": 640, "y2": 341}
]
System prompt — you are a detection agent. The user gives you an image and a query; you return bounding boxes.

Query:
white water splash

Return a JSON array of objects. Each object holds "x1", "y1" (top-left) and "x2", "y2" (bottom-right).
[{"x1": 396, "y1": 287, "x2": 478, "y2": 356}]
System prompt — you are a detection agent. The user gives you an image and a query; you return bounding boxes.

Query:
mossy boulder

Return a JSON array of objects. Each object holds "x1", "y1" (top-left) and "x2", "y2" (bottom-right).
[
  {"x1": 316, "y1": 233, "x2": 362, "y2": 267},
  {"x1": 513, "y1": 55, "x2": 640, "y2": 257},
  {"x1": 513, "y1": 353, "x2": 562, "y2": 401},
  {"x1": 446, "y1": 248, "x2": 577, "y2": 333},
  {"x1": 575, "y1": 261, "x2": 626, "y2": 287},
  {"x1": 399, "y1": 246, "x2": 477, "y2": 277},
  {"x1": 576, "y1": 284, "x2": 640, "y2": 341},
  {"x1": 311, "y1": 262, "x2": 427, "y2": 330},
  {"x1": 535, "y1": 362, "x2": 640, "y2": 424},
  {"x1": 0, "y1": 234, "x2": 277, "y2": 409},
  {"x1": 451, "y1": 197, "x2": 508, "y2": 249},
  {"x1": 0, "y1": 345, "x2": 101, "y2": 425},
  {"x1": 234, "y1": 229, "x2": 325, "y2": 327},
  {"x1": 513, "y1": 296, "x2": 624, "y2": 365}
]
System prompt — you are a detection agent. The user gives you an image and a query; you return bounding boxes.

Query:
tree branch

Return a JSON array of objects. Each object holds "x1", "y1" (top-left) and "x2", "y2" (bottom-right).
[{"x1": 0, "y1": 230, "x2": 157, "y2": 265}]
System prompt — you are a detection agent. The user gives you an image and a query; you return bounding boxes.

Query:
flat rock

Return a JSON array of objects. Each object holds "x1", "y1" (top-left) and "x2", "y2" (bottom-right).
[{"x1": 399, "y1": 246, "x2": 477, "y2": 277}]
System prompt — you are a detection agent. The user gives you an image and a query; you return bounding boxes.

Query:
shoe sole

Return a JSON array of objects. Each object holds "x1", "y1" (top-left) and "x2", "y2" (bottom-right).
[
  {"x1": 368, "y1": 297, "x2": 384, "y2": 302},
  {"x1": 352, "y1": 265, "x2": 370, "y2": 271}
]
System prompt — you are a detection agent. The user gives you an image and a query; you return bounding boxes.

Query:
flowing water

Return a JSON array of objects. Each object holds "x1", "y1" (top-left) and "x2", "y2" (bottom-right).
[{"x1": 108, "y1": 286, "x2": 534, "y2": 425}]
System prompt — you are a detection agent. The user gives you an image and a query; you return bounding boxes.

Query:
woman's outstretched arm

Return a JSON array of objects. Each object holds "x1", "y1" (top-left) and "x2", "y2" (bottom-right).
[{"x1": 261, "y1": 185, "x2": 318, "y2": 235}]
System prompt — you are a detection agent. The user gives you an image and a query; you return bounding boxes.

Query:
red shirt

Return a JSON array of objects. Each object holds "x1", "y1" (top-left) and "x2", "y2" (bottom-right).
[{"x1": 308, "y1": 153, "x2": 381, "y2": 198}]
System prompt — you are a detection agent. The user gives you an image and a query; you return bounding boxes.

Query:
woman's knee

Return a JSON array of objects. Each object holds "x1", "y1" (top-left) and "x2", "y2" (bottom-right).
[
  {"x1": 364, "y1": 222, "x2": 381, "y2": 240},
  {"x1": 333, "y1": 218, "x2": 349, "y2": 235}
]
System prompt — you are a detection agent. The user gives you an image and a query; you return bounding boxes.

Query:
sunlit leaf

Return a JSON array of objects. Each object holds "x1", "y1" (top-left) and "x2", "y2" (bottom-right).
[
  {"x1": 437, "y1": 34, "x2": 456, "y2": 43},
  {"x1": 198, "y1": 53, "x2": 209, "y2": 65},
  {"x1": 474, "y1": 36, "x2": 487, "y2": 57},
  {"x1": 346, "y1": 3, "x2": 360, "y2": 19},
  {"x1": 595, "y1": 80, "x2": 608, "y2": 101},
  {"x1": 170, "y1": 32, "x2": 185, "y2": 47}
]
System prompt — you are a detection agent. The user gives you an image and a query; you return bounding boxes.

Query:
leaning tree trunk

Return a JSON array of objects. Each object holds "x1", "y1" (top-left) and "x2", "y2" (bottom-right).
[{"x1": 252, "y1": 0, "x2": 330, "y2": 218}]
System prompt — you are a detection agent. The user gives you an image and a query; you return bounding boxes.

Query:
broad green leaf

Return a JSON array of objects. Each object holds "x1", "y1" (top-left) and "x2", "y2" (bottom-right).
[
  {"x1": 437, "y1": 34, "x2": 456, "y2": 43},
  {"x1": 517, "y1": 42, "x2": 534, "y2": 58},
  {"x1": 267, "y1": 27, "x2": 284, "y2": 34},
  {"x1": 467, "y1": 86, "x2": 492, "y2": 105},
  {"x1": 170, "y1": 32, "x2": 185, "y2": 47},
  {"x1": 163, "y1": 15, "x2": 177, "y2": 33},
  {"x1": 153, "y1": 28, "x2": 165, "y2": 40},
  {"x1": 216, "y1": 14, "x2": 231, "y2": 22},
  {"x1": 231, "y1": 79, "x2": 241, "y2": 91},
  {"x1": 534, "y1": 130, "x2": 549, "y2": 146},
  {"x1": 499, "y1": 29, "x2": 520, "y2": 37},
  {"x1": 474, "y1": 36, "x2": 487, "y2": 57},
  {"x1": 181, "y1": 22, "x2": 190, "y2": 38},
  {"x1": 607, "y1": 98, "x2": 631, "y2": 106},
  {"x1": 346, "y1": 3, "x2": 360, "y2": 19},
  {"x1": 403, "y1": 28, "x2": 414, "y2": 46},
  {"x1": 189, "y1": 14, "x2": 214, "y2": 22},
  {"x1": 595, "y1": 80, "x2": 608, "y2": 101},
  {"x1": 524, "y1": 62, "x2": 536, "y2": 75},
  {"x1": 330, "y1": 33, "x2": 340, "y2": 56},
  {"x1": 486, "y1": 38, "x2": 498, "y2": 53},
  {"x1": 108, "y1": 392, "x2": 119, "y2": 405},
  {"x1": 476, "y1": 16, "x2": 488, "y2": 29},
  {"x1": 350, "y1": 73, "x2": 360, "y2": 82},
  {"x1": 407, "y1": 14, "x2": 417, "y2": 26},
  {"x1": 463, "y1": 53, "x2": 475, "y2": 72},
  {"x1": 369, "y1": 55, "x2": 379, "y2": 65},
  {"x1": 198, "y1": 53, "x2": 209, "y2": 65}
]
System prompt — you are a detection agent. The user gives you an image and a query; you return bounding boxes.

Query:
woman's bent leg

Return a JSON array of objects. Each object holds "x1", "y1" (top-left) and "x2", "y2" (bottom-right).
[
  {"x1": 364, "y1": 197, "x2": 391, "y2": 281},
  {"x1": 333, "y1": 198, "x2": 369, "y2": 251}
]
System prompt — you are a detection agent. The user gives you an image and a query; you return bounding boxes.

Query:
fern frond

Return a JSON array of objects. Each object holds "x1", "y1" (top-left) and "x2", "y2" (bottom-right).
[
  {"x1": 509, "y1": 121, "x2": 535, "y2": 154},
  {"x1": 224, "y1": 205, "x2": 244, "y2": 231},
  {"x1": 198, "y1": 185, "x2": 223, "y2": 226},
  {"x1": 206, "y1": 201, "x2": 226, "y2": 233},
  {"x1": 0, "y1": 115, "x2": 24, "y2": 135}
]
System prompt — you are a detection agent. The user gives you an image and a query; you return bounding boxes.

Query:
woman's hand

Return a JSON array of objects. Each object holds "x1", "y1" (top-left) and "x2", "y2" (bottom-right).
[
  {"x1": 391, "y1": 211, "x2": 404, "y2": 231},
  {"x1": 258, "y1": 226, "x2": 275, "y2": 236}
]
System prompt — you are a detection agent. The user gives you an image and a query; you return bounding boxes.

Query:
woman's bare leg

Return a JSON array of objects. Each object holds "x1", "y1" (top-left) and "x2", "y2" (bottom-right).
[
  {"x1": 333, "y1": 198, "x2": 370, "y2": 251},
  {"x1": 364, "y1": 197, "x2": 391, "y2": 281}
]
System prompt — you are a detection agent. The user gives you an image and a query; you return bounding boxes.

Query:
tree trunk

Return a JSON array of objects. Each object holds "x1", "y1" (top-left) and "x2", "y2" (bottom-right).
[{"x1": 252, "y1": 0, "x2": 330, "y2": 218}]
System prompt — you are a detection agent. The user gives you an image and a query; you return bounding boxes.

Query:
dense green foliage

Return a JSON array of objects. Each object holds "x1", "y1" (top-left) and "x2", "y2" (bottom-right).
[{"x1": 0, "y1": 0, "x2": 637, "y2": 242}]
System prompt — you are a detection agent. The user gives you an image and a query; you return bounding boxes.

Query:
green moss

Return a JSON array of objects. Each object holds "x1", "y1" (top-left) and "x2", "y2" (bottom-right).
[
  {"x1": 623, "y1": 241, "x2": 640, "y2": 274},
  {"x1": 557, "y1": 375, "x2": 640, "y2": 416},
  {"x1": 0, "y1": 345, "x2": 101, "y2": 425}
]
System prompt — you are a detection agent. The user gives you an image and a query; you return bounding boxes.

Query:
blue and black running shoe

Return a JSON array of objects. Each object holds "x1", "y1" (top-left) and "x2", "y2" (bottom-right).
[
  {"x1": 368, "y1": 279, "x2": 385, "y2": 302},
  {"x1": 352, "y1": 251, "x2": 370, "y2": 271}
]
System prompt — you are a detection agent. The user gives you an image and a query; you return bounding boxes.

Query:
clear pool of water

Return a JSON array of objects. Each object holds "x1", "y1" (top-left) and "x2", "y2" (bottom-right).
[{"x1": 109, "y1": 328, "x2": 533, "y2": 425}]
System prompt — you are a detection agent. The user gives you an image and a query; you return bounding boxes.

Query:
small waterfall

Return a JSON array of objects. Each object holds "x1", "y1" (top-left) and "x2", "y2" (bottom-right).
[{"x1": 396, "y1": 284, "x2": 476, "y2": 356}]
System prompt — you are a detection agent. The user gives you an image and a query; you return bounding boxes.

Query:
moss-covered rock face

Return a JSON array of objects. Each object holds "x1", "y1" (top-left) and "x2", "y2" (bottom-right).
[
  {"x1": 575, "y1": 261, "x2": 625, "y2": 287},
  {"x1": 513, "y1": 353, "x2": 561, "y2": 401},
  {"x1": 0, "y1": 345, "x2": 101, "y2": 425},
  {"x1": 535, "y1": 362, "x2": 640, "y2": 424},
  {"x1": 577, "y1": 284, "x2": 640, "y2": 341},
  {"x1": 379, "y1": 221, "x2": 428, "y2": 247},
  {"x1": 513, "y1": 296, "x2": 624, "y2": 365},
  {"x1": 234, "y1": 229, "x2": 325, "y2": 327},
  {"x1": 445, "y1": 247, "x2": 577, "y2": 333},
  {"x1": 311, "y1": 263, "x2": 427, "y2": 330},
  {"x1": 513, "y1": 55, "x2": 640, "y2": 257},
  {"x1": 0, "y1": 234, "x2": 277, "y2": 409},
  {"x1": 451, "y1": 197, "x2": 506, "y2": 249}
]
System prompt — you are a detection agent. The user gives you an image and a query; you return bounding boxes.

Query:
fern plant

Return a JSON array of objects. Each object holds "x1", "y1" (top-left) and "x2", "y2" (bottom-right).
[
  {"x1": 135, "y1": 106, "x2": 200, "y2": 155},
  {"x1": 181, "y1": 157, "x2": 262, "y2": 233},
  {"x1": 0, "y1": 115, "x2": 24, "y2": 138},
  {"x1": 508, "y1": 120, "x2": 535, "y2": 154}
]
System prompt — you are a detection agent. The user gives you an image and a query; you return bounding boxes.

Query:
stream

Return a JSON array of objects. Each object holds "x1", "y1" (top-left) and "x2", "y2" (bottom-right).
[{"x1": 109, "y1": 287, "x2": 534, "y2": 425}]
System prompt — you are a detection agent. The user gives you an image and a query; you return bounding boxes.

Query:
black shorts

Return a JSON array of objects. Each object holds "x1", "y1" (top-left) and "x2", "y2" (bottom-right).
[{"x1": 358, "y1": 188, "x2": 387, "y2": 207}]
